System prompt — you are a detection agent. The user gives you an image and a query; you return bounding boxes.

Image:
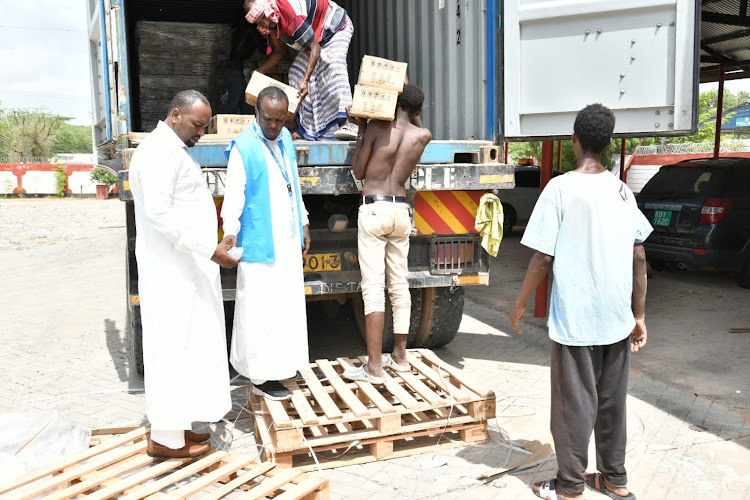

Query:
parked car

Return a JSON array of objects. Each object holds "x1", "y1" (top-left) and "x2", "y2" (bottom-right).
[
  {"x1": 636, "y1": 157, "x2": 750, "y2": 288},
  {"x1": 500, "y1": 166, "x2": 563, "y2": 233}
]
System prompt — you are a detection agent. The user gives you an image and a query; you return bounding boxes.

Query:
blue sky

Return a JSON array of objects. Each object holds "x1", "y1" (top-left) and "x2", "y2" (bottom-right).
[
  {"x1": 0, "y1": 0, "x2": 91, "y2": 125},
  {"x1": 0, "y1": 0, "x2": 747, "y2": 128}
]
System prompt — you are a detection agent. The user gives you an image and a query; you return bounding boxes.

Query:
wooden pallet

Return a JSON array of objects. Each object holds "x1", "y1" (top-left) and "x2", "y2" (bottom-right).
[
  {"x1": 249, "y1": 349, "x2": 496, "y2": 470},
  {"x1": 0, "y1": 427, "x2": 329, "y2": 500}
]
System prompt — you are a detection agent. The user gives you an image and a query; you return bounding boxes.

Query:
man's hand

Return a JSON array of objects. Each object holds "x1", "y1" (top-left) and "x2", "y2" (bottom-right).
[
  {"x1": 297, "y1": 79, "x2": 309, "y2": 102},
  {"x1": 345, "y1": 106, "x2": 366, "y2": 127},
  {"x1": 211, "y1": 236, "x2": 241, "y2": 268},
  {"x1": 509, "y1": 301, "x2": 526, "y2": 334},
  {"x1": 631, "y1": 318, "x2": 647, "y2": 353},
  {"x1": 302, "y1": 225, "x2": 311, "y2": 256}
]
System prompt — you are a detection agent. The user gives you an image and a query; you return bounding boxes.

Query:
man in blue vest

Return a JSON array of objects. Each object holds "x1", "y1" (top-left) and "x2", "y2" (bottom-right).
[{"x1": 221, "y1": 86, "x2": 311, "y2": 400}]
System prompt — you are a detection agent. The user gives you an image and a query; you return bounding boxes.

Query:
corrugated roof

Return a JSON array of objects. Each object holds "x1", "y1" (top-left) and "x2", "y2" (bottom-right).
[{"x1": 701, "y1": 0, "x2": 750, "y2": 83}]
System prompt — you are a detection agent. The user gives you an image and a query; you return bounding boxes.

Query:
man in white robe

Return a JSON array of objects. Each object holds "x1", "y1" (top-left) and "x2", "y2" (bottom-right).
[
  {"x1": 129, "y1": 90, "x2": 239, "y2": 458},
  {"x1": 221, "y1": 86, "x2": 310, "y2": 401}
]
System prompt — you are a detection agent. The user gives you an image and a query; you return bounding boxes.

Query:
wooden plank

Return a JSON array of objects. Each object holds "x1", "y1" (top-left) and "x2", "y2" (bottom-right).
[
  {"x1": 315, "y1": 359, "x2": 373, "y2": 417},
  {"x1": 46, "y1": 453, "x2": 155, "y2": 500},
  {"x1": 336, "y1": 358, "x2": 397, "y2": 414},
  {"x1": 263, "y1": 396, "x2": 295, "y2": 429},
  {"x1": 288, "y1": 380, "x2": 320, "y2": 425},
  {"x1": 298, "y1": 365, "x2": 343, "y2": 421},
  {"x1": 84, "y1": 457, "x2": 191, "y2": 500},
  {"x1": 395, "y1": 370, "x2": 443, "y2": 406},
  {"x1": 4, "y1": 439, "x2": 148, "y2": 500},
  {"x1": 417, "y1": 349, "x2": 492, "y2": 397},
  {"x1": 91, "y1": 426, "x2": 141, "y2": 436},
  {"x1": 274, "y1": 475, "x2": 329, "y2": 500},
  {"x1": 199, "y1": 462, "x2": 275, "y2": 500},
  {"x1": 121, "y1": 451, "x2": 227, "y2": 499},
  {"x1": 0, "y1": 427, "x2": 148, "y2": 496},
  {"x1": 157, "y1": 455, "x2": 258, "y2": 500},
  {"x1": 235, "y1": 468, "x2": 303, "y2": 500},
  {"x1": 357, "y1": 355, "x2": 424, "y2": 411},
  {"x1": 407, "y1": 353, "x2": 474, "y2": 402}
]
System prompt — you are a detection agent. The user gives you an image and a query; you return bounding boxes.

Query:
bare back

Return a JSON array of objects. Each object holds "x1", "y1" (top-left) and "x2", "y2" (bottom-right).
[{"x1": 353, "y1": 112, "x2": 431, "y2": 197}]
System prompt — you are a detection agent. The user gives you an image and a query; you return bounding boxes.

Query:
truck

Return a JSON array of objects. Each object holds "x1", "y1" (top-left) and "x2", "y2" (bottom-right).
[{"x1": 86, "y1": 0, "x2": 699, "y2": 374}]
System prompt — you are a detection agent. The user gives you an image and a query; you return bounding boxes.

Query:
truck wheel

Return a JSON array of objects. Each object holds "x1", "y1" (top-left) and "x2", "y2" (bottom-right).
[
  {"x1": 352, "y1": 289, "x2": 422, "y2": 351},
  {"x1": 412, "y1": 286, "x2": 465, "y2": 349},
  {"x1": 739, "y1": 255, "x2": 750, "y2": 289},
  {"x1": 127, "y1": 303, "x2": 145, "y2": 376},
  {"x1": 502, "y1": 204, "x2": 515, "y2": 235}
]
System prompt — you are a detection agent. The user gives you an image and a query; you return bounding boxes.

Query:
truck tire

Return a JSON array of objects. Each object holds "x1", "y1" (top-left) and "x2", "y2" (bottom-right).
[
  {"x1": 502, "y1": 204, "x2": 515, "y2": 235},
  {"x1": 352, "y1": 289, "x2": 422, "y2": 351},
  {"x1": 412, "y1": 286, "x2": 465, "y2": 349},
  {"x1": 127, "y1": 303, "x2": 145, "y2": 376}
]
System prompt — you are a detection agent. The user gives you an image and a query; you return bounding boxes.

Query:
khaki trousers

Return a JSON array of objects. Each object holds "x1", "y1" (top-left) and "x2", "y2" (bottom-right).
[{"x1": 358, "y1": 202, "x2": 411, "y2": 334}]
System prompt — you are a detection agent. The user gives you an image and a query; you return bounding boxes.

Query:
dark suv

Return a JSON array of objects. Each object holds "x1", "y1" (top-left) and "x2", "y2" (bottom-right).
[{"x1": 636, "y1": 157, "x2": 750, "y2": 288}]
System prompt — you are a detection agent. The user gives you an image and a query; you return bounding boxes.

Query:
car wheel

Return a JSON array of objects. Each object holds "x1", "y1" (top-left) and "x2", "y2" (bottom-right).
[{"x1": 738, "y1": 255, "x2": 750, "y2": 289}]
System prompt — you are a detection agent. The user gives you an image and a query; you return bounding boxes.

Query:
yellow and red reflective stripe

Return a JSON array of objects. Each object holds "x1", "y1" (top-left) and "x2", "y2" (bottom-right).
[{"x1": 414, "y1": 191, "x2": 484, "y2": 235}]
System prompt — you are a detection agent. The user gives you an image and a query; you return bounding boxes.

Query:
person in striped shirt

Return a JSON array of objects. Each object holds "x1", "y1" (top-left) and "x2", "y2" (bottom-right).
[{"x1": 244, "y1": 0, "x2": 357, "y2": 141}]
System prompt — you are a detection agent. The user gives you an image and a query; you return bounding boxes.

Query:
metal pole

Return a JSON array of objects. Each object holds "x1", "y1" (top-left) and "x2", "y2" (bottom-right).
[
  {"x1": 535, "y1": 141, "x2": 554, "y2": 318},
  {"x1": 504, "y1": 141, "x2": 509, "y2": 164},
  {"x1": 714, "y1": 65, "x2": 725, "y2": 158},
  {"x1": 620, "y1": 138, "x2": 627, "y2": 182},
  {"x1": 557, "y1": 140, "x2": 562, "y2": 171}
]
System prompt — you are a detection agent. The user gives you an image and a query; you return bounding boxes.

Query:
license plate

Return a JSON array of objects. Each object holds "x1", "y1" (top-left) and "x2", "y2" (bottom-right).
[
  {"x1": 653, "y1": 210, "x2": 672, "y2": 227},
  {"x1": 303, "y1": 253, "x2": 341, "y2": 272}
]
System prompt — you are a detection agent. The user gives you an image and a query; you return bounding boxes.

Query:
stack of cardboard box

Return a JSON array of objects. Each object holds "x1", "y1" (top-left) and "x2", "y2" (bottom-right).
[{"x1": 349, "y1": 56, "x2": 408, "y2": 121}]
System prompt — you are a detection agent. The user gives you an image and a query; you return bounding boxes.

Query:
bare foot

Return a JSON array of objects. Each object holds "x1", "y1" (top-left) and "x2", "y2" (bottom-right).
[
  {"x1": 390, "y1": 351, "x2": 408, "y2": 366},
  {"x1": 585, "y1": 473, "x2": 630, "y2": 497},
  {"x1": 531, "y1": 481, "x2": 583, "y2": 500},
  {"x1": 365, "y1": 363, "x2": 387, "y2": 379}
]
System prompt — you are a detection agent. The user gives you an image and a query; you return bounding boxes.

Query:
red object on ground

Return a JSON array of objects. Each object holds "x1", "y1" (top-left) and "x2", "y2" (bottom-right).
[{"x1": 95, "y1": 184, "x2": 109, "y2": 200}]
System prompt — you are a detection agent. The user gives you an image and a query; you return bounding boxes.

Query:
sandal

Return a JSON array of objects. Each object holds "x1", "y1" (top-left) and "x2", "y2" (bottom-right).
[
  {"x1": 342, "y1": 365, "x2": 386, "y2": 385},
  {"x1": 383, "y1": 354, "x2": 410, "y2": 372},
  {"x1": 533, "y1": 480, "x2": 559, "y2": 500},
  {"x1": 585, "y1": 473, "x2": 636, "y2": 500}
]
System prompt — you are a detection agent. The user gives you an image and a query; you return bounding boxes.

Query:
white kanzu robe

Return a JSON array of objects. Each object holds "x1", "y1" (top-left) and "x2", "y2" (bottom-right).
[
  {"x1": 129, "y1": 121, "x2": 232, "y2": 430},
  {"x1": 221, "y1": 136, "x2": 309, "y2": 382}
]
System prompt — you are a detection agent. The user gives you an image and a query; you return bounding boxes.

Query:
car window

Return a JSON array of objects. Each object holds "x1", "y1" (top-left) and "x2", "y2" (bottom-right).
[
  {"x1": 726, "y1": 167, "x2": 750, "y2": 197},
  {"x1": 639, "y1": 166, "x2": 728, "y2": 197},
  {"x1": 515, "y1": 170, "x2": 540, "y2": 188}
]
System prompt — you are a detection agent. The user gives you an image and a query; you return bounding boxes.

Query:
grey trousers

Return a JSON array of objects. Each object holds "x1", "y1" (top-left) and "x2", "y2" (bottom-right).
[{"x1": 550, "y1": 336, "x2": 631, "y2": 495}]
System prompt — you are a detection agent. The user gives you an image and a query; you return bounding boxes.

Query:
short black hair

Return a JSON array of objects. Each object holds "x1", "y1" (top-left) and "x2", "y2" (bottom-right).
[
  {"x1": 573, "y1": 104, "x2": 615, "y2": 154},
  {"x1": 398, "y1": 84, "x2": 425, "y2": 114},
  {"x1": 257, "y1": 85, "x2": 289, "y2": 112},
  {"x1": 169, "y1": 90, "x2": 210, "y2": 115}
]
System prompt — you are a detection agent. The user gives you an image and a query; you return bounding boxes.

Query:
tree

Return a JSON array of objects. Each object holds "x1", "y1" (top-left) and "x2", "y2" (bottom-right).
[
  {"x1": 0, "y1": 103, "x2": 94, "y2": 159},
  {"x1": 668, "y1": 88, "x2": 750, "y2": 144},
  {"x1": 0, "y1": 108, "x2": 61, "y2": 159},
  {"x1": 54, "y1": 122, "x2": 93, "y2": 154}
]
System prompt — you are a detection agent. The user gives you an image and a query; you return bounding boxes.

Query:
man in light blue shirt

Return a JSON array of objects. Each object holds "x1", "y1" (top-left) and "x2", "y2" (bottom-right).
[{"x1": 510, "y1": 104, "x2": 651, "y2": 500}]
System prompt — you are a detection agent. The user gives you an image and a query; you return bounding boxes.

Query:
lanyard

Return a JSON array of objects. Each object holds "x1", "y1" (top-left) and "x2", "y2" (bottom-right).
[{"x1": 255, "y1": 123, "x2": 297, "y2": 218}]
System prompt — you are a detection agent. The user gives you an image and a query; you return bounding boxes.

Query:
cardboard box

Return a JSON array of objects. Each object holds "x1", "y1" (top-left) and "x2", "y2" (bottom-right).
[
  {"x1": 358, "y1": 55, "x2": 408, "y2": 93},
  {"x1": 208, "y1": 114, "x2": 255, "y2": 135},
  {"x1": 349, "y1": 85, "x2": 400, "y2": 121},
  {"x1": 245, "y1": 72, "x2": 300, "y2": 121}
]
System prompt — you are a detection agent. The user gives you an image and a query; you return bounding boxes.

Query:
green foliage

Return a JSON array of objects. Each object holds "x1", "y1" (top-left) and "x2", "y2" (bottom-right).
[
  {"x1": 0, "y1": 102, "x2": 93, "y2": 159},
  {"x1": 54, "y1": 122, "x2": 93, "y2": 154},
  {"x1": 506, "y1": 89, "x2": 750, "y2": 168},
  {"x1": 90, "y1": 168, "x2": 118, "y2": 186},
  {"x1": 54, "y1": 165, "x2": 68, "y2": 197},
  {"x1": 0, "y1": 108, "x2": 61, "y2": 159}
]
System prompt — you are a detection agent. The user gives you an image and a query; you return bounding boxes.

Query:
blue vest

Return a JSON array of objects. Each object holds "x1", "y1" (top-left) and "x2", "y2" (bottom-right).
[{"x1": 226, "y1": 124, "x2": 305, "y2": 263}]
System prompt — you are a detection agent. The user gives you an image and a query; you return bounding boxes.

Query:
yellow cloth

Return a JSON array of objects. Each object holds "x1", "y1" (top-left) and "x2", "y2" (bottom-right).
[{"x1": 474, "y1": 192, "x2": 504, "y2": 257}]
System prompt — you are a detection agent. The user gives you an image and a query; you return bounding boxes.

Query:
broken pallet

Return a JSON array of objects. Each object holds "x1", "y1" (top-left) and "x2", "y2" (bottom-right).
[
  {"x1": 0, "y1": 426, "x2": 329, "y2": 500},
  {"x1": 249, "y1": 349, "x2": 496, "y2": 470}
]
